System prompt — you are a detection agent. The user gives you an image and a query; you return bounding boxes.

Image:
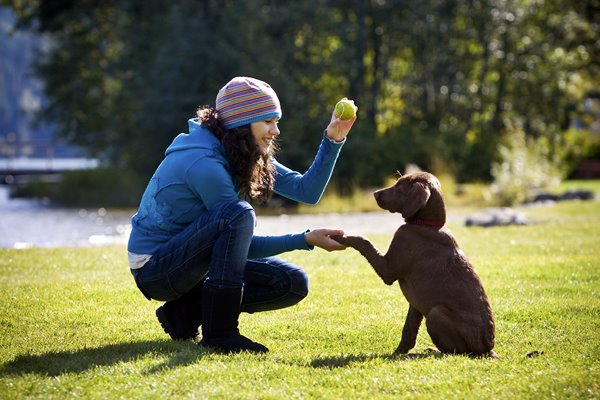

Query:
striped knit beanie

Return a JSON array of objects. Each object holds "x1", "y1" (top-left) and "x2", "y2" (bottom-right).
[{"x1": 216, "y1": 77, "x2": 282, "y2": 130}]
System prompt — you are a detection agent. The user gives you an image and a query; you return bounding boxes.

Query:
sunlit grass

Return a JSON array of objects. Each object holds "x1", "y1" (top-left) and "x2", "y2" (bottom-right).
[{"x1": 1, "y1": 198, "x2": 598, "y2": 399}]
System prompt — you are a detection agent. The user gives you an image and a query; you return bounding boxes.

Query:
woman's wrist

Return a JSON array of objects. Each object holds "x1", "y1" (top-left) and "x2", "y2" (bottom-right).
[
  {"x1": 303, "y1": 230, "x2": 315, "y2": 249},
  {"x1": 304, "y1": 230, "x2": 313, "y2": 246},
  {"x1": 324, "y1": 129, "x2": 346, "y2": 144}
]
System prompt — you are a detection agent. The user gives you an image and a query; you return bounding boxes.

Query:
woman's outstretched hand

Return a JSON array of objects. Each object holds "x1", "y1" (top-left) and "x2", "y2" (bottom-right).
[
  {"x1": 325, "y1": 98, "x2": 358, "y2": 142},
  {"x1": 305, "y1": 228, "x2": 348, "y2": 251}
]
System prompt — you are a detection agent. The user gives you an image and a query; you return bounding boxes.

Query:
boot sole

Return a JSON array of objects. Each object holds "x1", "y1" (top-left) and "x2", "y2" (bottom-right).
[{"x1": 199, "y1": 336, "x2": 269, "y2": 354}]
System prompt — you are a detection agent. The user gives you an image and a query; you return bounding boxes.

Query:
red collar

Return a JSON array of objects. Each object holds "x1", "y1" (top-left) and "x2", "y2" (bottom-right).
[{"x1": 405, "y1": 218, "x2": 445, "y2": 229}]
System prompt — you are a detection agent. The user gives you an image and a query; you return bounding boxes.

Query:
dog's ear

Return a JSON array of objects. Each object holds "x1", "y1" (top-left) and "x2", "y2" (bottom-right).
[{"x1": 401, "y1": 181, "x2": 431, "y2": 218}]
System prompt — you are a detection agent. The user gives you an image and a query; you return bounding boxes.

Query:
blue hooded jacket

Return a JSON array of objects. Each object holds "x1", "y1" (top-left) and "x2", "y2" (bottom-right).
[{"x1": 128, "y1": 118, "x2": 344, "y2": 258}]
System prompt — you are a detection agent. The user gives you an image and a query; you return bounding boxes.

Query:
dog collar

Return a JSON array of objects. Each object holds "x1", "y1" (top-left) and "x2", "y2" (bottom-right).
[{"x1": 405, "y1": 218, "x2": 445, "y2": 229}]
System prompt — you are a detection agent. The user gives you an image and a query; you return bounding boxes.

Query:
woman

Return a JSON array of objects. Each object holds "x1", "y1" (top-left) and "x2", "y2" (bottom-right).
[{"x1": 128, "y1": 77, "x2": 357, "y2": 353}]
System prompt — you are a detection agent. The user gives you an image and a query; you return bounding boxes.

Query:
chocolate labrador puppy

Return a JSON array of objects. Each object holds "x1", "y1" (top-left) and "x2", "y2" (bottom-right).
[{"x1": 333, "y1": 172, "x2": 497, "y2": 357}]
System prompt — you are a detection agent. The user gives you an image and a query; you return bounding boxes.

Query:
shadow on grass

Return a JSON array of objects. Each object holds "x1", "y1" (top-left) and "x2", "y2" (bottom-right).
[
  {"x1": 0, "y1": 339, "x2": 203, "y2": 377},
  {"x1": 310, "y1": 351, "x2": 442, "y2": 369}
]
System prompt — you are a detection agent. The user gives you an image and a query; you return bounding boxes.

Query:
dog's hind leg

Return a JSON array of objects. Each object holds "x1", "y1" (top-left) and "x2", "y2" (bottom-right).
[
  {"x1": 425, "y1": 305, "x2": 469, "y2": 355},
  {"x1": 394, "y1": 305, "x2": 423, "y2": 354}
]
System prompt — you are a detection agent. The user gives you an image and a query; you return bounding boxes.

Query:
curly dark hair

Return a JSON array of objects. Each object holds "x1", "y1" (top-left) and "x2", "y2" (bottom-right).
[{"x1": 197, "y1": 106, "x2": 276, "y2": 202}]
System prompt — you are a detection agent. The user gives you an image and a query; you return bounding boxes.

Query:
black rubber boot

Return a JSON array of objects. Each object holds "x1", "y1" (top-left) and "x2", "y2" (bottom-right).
[
  {"x1": 156, "y1": 280, "x2": 204, "y2": 341},
  {"x1": 199, "y1": 284, "x2": 269, "y2": 353}
]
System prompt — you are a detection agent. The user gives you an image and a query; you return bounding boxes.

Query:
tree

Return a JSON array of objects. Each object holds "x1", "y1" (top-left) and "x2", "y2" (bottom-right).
[{"x1": 5, "y1": 0, "x2": 598, "y2": 196}]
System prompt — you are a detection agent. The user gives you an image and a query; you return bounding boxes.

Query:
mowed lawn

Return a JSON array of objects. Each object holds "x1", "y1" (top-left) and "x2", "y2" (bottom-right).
[{"x1": 0, "y1": 198, "x2": 598, "y2": 399}]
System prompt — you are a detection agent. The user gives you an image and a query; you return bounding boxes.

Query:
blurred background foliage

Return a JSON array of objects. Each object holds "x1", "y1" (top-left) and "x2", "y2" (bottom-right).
[{"x1": 4, "y1": 0, "x2": 600, "y2": 206}]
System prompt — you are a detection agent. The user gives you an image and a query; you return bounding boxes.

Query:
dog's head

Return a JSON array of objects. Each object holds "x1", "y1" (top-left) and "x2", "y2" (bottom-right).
[{"x1": 373, "y1": 172, "x2": 445, "y2": 220}]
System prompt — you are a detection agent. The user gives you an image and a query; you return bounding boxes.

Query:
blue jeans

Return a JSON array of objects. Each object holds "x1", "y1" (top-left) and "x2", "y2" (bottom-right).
[{"x1": 131, "y1": 200, "x2": 309, "y2": 313}]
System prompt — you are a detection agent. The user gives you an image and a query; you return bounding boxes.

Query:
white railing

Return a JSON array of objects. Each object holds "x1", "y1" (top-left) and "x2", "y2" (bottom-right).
[
  {"x1": 0, "y1": 139, "x2": 99, "y2": 174},
  {"x1": 0, "y1": 157, "x2": 99, "y2": 173}
]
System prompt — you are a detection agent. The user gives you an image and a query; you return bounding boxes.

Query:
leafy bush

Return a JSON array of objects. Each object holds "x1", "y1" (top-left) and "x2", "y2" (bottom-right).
[
  {"x1": 557, "y1": 127, "x2": 600, "y2": 176},
  {"x1": 56, "y1": 167, "x2": 146, "y2": 207},
  {"x1": 14, "y1": 167, "x2": 146, "y2": 207},
  {"x1": 490, "y1": 124, "x2": 562, "y2": 206}
]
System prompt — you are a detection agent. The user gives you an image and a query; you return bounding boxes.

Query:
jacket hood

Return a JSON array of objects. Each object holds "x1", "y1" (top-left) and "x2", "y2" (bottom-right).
[{"x1": 165, "y1": 118, "x2": 221, "y2": 155}]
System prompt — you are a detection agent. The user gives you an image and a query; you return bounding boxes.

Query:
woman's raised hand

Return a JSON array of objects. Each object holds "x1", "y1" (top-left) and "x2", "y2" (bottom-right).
[{"x1": 325, "y1": 98, "x2": 357, "y2": 142}]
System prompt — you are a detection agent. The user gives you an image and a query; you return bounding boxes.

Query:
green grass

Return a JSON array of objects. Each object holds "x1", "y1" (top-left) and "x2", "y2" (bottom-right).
[{"x1": 1, "y1": 198, "x2": 599, "y2": 399}]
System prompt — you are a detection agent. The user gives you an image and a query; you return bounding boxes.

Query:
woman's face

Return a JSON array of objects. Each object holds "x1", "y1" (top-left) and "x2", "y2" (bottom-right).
[{"x1": 250, "y1": 118, "x2": 280, "y2": 155}]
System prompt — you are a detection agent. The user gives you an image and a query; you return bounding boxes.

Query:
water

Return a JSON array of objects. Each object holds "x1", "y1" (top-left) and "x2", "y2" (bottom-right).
[
  {"x1": 0, "y1": 185, "x2": 404, "y2": 249},
  {"x1": 0, "y1": 186, "x2": 133, "y2": 248}
]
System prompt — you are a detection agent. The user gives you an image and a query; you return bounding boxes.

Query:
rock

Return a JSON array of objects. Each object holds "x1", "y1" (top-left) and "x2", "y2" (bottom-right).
[
  {"x1": 526, "y1": 350, "x2": 544, "y2": 358},
  {"x1": 530, "y1": 189, "x2": 594, "y2": 203},
  {"x1": 465, "y1": 207, "x2": 529, "y2": 227}
]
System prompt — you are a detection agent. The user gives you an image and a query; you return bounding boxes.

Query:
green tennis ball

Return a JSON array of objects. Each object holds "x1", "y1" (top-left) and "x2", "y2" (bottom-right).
[{"x1": 334, "y1": 99, "x2": 357, "y2": 120}]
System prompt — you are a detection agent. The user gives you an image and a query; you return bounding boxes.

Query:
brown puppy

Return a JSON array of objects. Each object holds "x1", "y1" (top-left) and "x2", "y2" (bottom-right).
[{"x1": 333, "y1": 172, "x2": 497, "y2": 357}]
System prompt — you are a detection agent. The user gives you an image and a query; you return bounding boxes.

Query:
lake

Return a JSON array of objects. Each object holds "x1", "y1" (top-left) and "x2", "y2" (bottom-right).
[{"x1": 0, "y1": 185, "x2": 401, "y2": 249}]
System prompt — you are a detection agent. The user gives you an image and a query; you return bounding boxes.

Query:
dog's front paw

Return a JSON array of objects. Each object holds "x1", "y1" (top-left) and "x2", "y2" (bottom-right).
[
  {"x1": 330, "y1": 235, "x2": 348, "y2": 246},
  {"x1": 394, "y1": 343, "x2": 413, "y2": 355},
  {"x1": 331, "y1": 234, "x2": 366, "y2": 248}
]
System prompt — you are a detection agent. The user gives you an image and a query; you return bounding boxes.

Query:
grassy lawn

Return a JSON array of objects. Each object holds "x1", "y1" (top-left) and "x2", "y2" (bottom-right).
[{"x1": 1, "y1": 197, "x2": 598, "y2": 399}]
